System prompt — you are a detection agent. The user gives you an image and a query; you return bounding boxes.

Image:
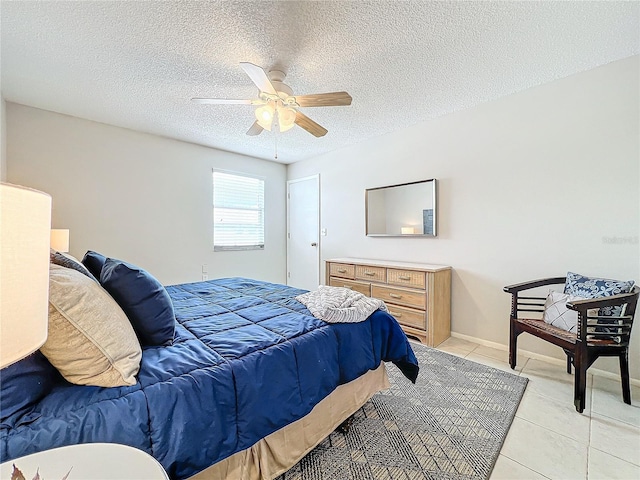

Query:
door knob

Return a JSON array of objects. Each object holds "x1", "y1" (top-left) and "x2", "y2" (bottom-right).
[{"x1": 311, "y1": 242, "x2": 318, "y2": 247}]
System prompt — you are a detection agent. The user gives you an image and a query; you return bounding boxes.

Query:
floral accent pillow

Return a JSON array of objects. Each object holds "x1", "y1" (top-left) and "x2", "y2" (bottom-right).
[{"x1": 564, "y1": 272, "x2": 634, "y2": 317}]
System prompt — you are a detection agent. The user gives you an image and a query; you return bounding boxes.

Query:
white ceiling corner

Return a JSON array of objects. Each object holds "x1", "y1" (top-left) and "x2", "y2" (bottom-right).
[{"x1": 1, "y1": 1, "x2": 638, "y2": 164}]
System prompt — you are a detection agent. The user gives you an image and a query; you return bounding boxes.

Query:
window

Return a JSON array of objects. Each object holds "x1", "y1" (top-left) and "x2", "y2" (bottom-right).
[{"x1": 213, "y1": 171, "x2": 265, "y2": 251}]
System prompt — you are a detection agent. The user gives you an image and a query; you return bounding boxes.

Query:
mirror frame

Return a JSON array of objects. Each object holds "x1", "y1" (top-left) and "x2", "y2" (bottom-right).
[{"x1": 365, "y1": 178, "x2": 437, "y2": 237}]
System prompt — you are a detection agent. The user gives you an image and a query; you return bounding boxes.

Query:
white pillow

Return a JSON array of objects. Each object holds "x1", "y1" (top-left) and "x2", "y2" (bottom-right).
[{"x1": 543, "y1": 291, "x2": 587, "y2": 333}]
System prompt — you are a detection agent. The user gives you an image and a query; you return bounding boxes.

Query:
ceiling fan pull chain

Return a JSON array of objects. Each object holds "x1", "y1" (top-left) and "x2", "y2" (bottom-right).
[{"x1": 274, "y1": 128, "x2": 278, "y2": 161}]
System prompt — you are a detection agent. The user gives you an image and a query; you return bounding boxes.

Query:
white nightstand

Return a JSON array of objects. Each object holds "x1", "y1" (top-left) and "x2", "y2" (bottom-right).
[{"x1": 0, "y1": 443, "x2": 169, "y2": 480}]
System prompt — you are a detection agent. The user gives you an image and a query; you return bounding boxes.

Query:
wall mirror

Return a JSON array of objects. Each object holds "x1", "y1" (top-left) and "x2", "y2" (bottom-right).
[{"x1": 365, "y1": 179, "x2": 437, "y2": 237}]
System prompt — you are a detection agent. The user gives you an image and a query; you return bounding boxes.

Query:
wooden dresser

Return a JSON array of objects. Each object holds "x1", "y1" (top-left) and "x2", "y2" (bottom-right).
[{"x1": 325, "y1": 258, "x2": 451, "y2": 346}]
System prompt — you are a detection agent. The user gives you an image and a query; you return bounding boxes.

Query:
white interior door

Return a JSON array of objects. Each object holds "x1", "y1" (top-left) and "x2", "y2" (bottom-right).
[{"x1": 287, "y1": 175, "x2": 320, "y2": 290}]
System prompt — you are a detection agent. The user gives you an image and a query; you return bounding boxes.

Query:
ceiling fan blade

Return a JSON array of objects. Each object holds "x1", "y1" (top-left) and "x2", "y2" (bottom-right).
[
  {"x1": 294, "y1": 111, "x2": 328, "y2": 137},
  {"x1": 246, "y1": 121, "x2": 264, "y2": 136},
  {"x1": 191, "y1": 98, "x2": 256, "y2": 105},
  {"x1": 294, "y1": 92, "x2": 352, "y2": 107},
  {"x1": 239, "y1": 62, "x2": 277, "y2": 95}
]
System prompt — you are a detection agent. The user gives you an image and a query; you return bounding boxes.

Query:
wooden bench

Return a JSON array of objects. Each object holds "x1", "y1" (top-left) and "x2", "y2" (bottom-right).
[{"x1": 504, "y1": 277, "x2": 639, "y2": 413}]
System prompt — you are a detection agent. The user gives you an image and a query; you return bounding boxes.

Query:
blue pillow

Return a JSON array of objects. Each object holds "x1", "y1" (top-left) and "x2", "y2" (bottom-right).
[
  {"x1": 100, "y1": 259, "x2": 175, "y2": 346},
  {"x1": 0, "y1": 351, "x2": 60, "y2": 426},
  {"x1": 82, "y1": 250, "x2": 107, "y2": 279}
]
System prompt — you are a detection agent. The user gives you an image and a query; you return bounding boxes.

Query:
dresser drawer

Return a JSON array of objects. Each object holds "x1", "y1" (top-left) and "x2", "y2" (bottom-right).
[
  {"x1": 386, "y1": 304, "x2": 426, "y2": 330},
  {"x1": 387, "y1": 269, "x2": 426, "y2": 290},
  {"x1": 329, "y1": 277, "x2": 371, "y2": 296},
  {"x1": 329, "y1": 263, "x2": 355, "y2": 279},
  {"x1": 355, "y1": 265, "x2": 386, "y2": 283},
  {"x1": 371, "y1": 284, "x2": 426, "y2": 310}
]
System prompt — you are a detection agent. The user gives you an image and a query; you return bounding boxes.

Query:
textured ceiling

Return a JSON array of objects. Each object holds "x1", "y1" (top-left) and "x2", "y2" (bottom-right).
[{"x1": 1, "y1": 1, "x2": 638, "y2": 164}]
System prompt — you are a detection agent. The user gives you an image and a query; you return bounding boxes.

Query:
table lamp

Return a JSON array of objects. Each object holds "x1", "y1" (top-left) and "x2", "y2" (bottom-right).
[
  {"x1": 50, "y1": 229, "x2": 70, "y2": 253},
  {"x1": 0, "y1": 183, "x2": 52, "y2": 368}
]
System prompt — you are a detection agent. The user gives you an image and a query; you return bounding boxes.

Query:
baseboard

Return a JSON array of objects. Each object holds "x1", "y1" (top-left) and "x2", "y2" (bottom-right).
[{"x1": 450, "y1": 332, "x2": 640, "y2": 387}]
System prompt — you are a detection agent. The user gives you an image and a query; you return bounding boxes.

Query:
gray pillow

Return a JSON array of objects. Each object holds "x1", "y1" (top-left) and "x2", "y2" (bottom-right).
[
  {"x1": 42, "y1": 264, "x2": 142, "y2": 387},
  {"x1": 50, "y1": 248, "x2": 97, "y2": 282}
]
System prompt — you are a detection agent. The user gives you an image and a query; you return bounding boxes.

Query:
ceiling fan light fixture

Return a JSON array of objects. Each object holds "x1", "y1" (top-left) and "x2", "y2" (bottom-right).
[
  {"x1": 278, "y1": 106, "x2": 297, "y2": 132},
  {"x1": 255, "y1": 102, "x2": 275, "y2": 131},
  {"x1": 279, "y1": 122, "x2": 295, "y2": 133}
]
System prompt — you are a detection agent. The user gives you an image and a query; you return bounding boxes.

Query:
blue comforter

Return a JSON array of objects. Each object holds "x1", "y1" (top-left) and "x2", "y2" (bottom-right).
[{"x1": 1, "y1": 278, "x2": 418, "y2": 479}]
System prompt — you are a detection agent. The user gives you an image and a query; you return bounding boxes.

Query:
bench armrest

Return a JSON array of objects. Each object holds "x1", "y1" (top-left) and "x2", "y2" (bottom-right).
[
  {"x1": 566, "y1": 289, "x2": 639, "y2": 311},
  {"x1": 504, "y1": 277, "x2": 566, "y2": 294}
]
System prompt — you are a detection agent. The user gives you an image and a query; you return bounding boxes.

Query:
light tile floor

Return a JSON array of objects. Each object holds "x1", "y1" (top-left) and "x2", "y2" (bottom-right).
[{"x1": 433, "y1": 337, "x2": 640, "y2": 480}]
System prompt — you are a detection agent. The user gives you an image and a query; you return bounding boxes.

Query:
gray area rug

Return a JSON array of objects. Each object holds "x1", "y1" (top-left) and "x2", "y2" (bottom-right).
[{"x1": 278, "y1": 342, "x2": 528, "y2": 480}]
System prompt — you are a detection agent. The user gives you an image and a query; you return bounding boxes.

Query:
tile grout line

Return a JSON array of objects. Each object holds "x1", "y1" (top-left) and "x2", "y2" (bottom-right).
[
  {"x1": 520, "y1": 356, "x2": 530, "y2": 372},
  {"x1": 461, "y1": 342, "x2": 478, "y2": 358},
  {"x1": 588, "y1": 445, "x2": 640, "y2": 469},
  {"x1": 498, "y1": 453, "x2": 554, "y2": 479},
  {"x1": 591, "y1": 410, "x2": 640, "y2": 430}
]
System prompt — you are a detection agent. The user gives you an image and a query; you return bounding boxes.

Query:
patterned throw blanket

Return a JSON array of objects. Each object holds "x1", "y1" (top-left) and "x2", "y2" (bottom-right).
[{"x1": 296, "y1": 286, "x2": 388, "y2": 323}]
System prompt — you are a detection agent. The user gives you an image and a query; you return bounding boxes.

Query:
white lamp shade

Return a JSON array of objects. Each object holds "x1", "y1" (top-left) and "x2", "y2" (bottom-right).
[
  {"x1": 0, "y1": 183, "x2": 52, "y2": 368},
  {"x1": 50, "y1": 229, "x2": 70, "y2": 252},
  {"x1": 277, "y1": 107, "x2": 297, "y2": 132},
  {"x1": 255, "y1": 103, "x2": 275, "y2": 131}
]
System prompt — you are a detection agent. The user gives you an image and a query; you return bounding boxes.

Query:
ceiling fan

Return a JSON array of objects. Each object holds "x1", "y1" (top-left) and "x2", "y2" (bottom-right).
[{"x1": 192, "y1": 62, "x2": 352, "y2": 137}]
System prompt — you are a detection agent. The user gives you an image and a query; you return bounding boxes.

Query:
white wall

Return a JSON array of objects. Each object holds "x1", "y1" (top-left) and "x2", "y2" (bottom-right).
[
  {"x1": 1, "y1": 98, "x2": 6, "y2": 181},
  {"x1": 288, "y1": 56, "x2": 640, "y2": 379},
  {"x1": 7, "y1": 104, "x2": 287, "y2": 285}
]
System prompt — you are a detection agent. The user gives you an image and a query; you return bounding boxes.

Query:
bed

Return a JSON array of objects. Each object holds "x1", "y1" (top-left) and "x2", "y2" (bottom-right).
[{"x1": 0, "y1": 276, "x2": 418, "y2": 479}]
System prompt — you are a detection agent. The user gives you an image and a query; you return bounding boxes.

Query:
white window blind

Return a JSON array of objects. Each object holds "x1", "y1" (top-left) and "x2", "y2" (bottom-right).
[{"x1": 213, "y1": 171, "x2": 265, "y2": 251}]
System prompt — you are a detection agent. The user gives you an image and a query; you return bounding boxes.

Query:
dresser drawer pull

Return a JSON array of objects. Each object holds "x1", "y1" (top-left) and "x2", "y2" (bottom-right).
[
  {"x1": 364, "y1": 271, "x2": 376, "y2": 276},
  {"x1": 398, "y1": 275, "x2": 411, "y2": 281},
  {"x1": 337, "y1": 268, "x2": 347, "y2": 273},
  {"x1": 389, "y1": 293, "x2": 402, "y2": 299},
  {"x1": 342, "y1": 285, "x2": 352, "y2": 289},
  {"x1": 389, "y1": 311, "x2": 402, "y2": 318}
]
